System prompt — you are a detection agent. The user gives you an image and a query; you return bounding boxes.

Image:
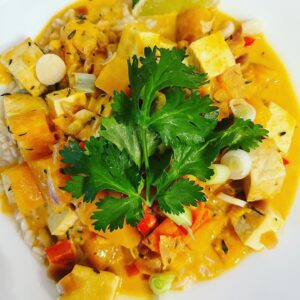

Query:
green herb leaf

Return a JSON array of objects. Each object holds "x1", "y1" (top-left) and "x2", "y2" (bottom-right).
[
  {"x1": 132, "y1": 0, "x2": 140, "y2": 8},
  {"x1": 149, "y1": 87, "x2": 218, "y2": 146},
  {"x1": 157, "y1": 179, "x2": 206, "y2": 214},
  {"x1": 92, "y1": 195, "x2": 143, "y2": 231}
]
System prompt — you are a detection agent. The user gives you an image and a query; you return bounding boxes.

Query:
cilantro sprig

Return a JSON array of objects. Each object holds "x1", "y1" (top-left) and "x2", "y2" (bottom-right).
[{"x1": 61, "y1": 47, "x2": 268, "y2": 232}]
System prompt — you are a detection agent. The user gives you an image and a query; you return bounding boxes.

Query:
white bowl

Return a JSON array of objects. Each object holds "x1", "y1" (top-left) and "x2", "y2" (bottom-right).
[{"x1": 0, "y1": 0, "x2": 299, "y2": 299}]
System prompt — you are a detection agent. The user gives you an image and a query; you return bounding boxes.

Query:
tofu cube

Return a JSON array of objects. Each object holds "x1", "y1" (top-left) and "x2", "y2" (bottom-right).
[
  {"x1": 48, "y1": 206, "x2": 78, "y2": 236},
  {"x1": 58, "y1": 265, "x2": 120, "y2": 300},
  {"x1": 46, "y1": 89, "x2": 87, "y2": 117},
  {"x1": 0, "y1": 38, "x2": 46, "y2": 96},
  {"x1": 230, "y1": 207, "x2": 283, "y2": 251},
  {"x1": 245, "y1": 139, "x2": 286, "y2": 202},
  {"x1": 189, "y1": 32, "x2": 235, "y2": 78},
  {"x1": 266, "y1": 102, "x2": 296, "y2": 154}
]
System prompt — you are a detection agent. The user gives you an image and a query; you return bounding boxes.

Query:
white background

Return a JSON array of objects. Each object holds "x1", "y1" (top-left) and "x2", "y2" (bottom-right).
[{"x1": 0, "y1": 0, "x2": 299, "y2": 299}]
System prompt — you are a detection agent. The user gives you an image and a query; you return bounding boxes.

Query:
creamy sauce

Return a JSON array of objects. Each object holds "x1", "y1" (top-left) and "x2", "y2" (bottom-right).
[{"x1": 0, "y1": 1, "x2": 299, "y2": 299}]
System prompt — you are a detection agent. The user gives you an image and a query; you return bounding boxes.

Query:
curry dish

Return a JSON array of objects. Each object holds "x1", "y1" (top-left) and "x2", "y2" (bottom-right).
[{"x1": 0, "y1": 0, "x2": 299, "y2": 299}]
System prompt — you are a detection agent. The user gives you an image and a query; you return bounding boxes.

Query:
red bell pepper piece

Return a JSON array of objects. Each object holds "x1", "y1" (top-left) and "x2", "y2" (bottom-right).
[
  {"x1": 125, "y1": 263, "x2": 140, "y2": 277},
  {"x1": 282, "y1": 157, "x2": 290, "y2": 166},
  {"x1": 191, "y1": 204, "x2": 212, "y2": 233},
  {"x1": 79, "y1": 141, "x2": 86, "y2": 151},
  {"x1": 137, "y1": 207, "x2": 158, "y2": 236},
  {"x1": 45, "y1": 240, "x2": 76, "y2": 265},
  {"x1": 244, "y1": 36, "x2": 256, "y2": 47}
]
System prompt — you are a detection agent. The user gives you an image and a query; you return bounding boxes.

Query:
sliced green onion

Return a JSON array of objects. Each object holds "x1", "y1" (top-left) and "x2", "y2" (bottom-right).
[
  {"x1": 149, "y1": 272, "x2": 175, "y2": 295},
  {"x1": 221, "y1": 150, "x2": 252, "y2": 180},
  {"x1": 229, "y1": 99, "x2": 256, "y2": 121},
  {"x1": 166, "y1": 206, "x2": 192, "y2": 228},
  {"x1": 73, "y1": 73, "x2": 96, "y2": 93},
  {"x1": 206, "y1": 164, "x2": 231, "y2": 185}
]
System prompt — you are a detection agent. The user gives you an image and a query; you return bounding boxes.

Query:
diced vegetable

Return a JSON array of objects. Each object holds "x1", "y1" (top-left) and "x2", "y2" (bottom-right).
[
  {"x1": 166, "y1": 206, "x2": 192, "y2": 230},
  {"x1": 144, "y1": 218, "x2": 187, "y2": 253},
  {"x1": 125, "y1": 263, "x2": 140, "y2": 277},
  {"x1": 230, "y1": 207, "x2": 283, "y2": 251},
  {"x1": 45, "y1": 240, "x2": 76, "y2": 265},
  {"x1": 36, "y1": 54, "x2": 66, "y2": 86},
  {"x1": 245, "y1": 139, "x2": 286, "y2": 202},
  {"x1": 189, "y1": 32, "x2": 235, "y2": 78},
  {"x1": 149, "y1": 272, "x2": 175, "y2": 295},
  {"x1": 95, "y1": 55, "x2": 129, "y2": 96},
  {"x1": 190, "y1": 204, "x2": 212, "y2": 232},
  {"x1": 221, "y1": 149, "x2": 252, "y2": 180},
  {"x1": 8, "y1": 110, "x2": 55, "y2": 160},
  {"x1": 117, "y1": 25, "x2": 160, "y2": 58},
  {"x1": 2, "y1": 164, "x2": 45, "y2": 216},
  {"x1": 244, "y1": 36, "x2": 256, "y2": 47},
  {"x1": 58, "y1": 265, "x2": 120, "y2": 300},
  {"x1": 229, "y1": 99, "x2": 256, "y2": 121},
  {"x1": 3, "y1": 94, "x2": 48, "y2": 121},
  {"x1": 137, "y1": 207, "x2": 158, "y2": 236},
  {"x1": 177, "y1": 6, "x2": 215, "y2": 43},
  {"x1": 220, "y1": 21, "x2": 236, "y2": 39},
  {"x1": 72, "y1": 73, "x2": 96, "y2": 93},
  {"x1": 206, "y1": 164, "x2": 231, "y2": 185},
  {"x1": 83, "y1": 232, "x2": 123, "y2": 271},
  {"x1": 46, "y1": 89, "x2": 87, "y2": 117},
  {"x1": 48, "y1": 206, "x2": 78, "y2": 236},
  {"x1": 216, "y1": 193, "x2": 247, "y2": 207},
  {"x1": 0, "y1": 38, "x2": 46, "y2": 96},
  {"x1": 266, "y1": 102, "x2": 296, "y2": 154},
  {"x1": 242, "y1": 19, "x2": 263, "y2": 36}
]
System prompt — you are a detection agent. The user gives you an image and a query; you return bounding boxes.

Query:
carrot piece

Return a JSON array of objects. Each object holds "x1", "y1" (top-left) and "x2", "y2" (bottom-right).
[
  {"x1": 125, "y1": 263, "x2": 140, "y2": 277},
  {"x1": 191, "y1": 203, "x2": 213, "y2": 232},
  {"x1": 46, "y1": 240, "x2": 76, "y2": 266},
  {"x1": 137, "y1": 207, "x2": 158, "y2": 236}
]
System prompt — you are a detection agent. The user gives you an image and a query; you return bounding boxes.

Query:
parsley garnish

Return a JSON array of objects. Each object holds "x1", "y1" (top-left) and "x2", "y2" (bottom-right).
[{"x1": 61, "y1": 47, "x2": 268, "y2": 232}]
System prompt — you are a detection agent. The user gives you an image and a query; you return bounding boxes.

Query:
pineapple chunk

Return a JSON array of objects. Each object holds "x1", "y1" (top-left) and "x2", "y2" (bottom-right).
[
  {"x1": 245, "y1": 139, "x2": 286, "y2": 202},
  {"x1": 139, "y1": 12, "x2": 178, "y2": 41},
  {"x1": 48, "y1": 206, "x2": 78, "y2": 236},
  {"x1": 230, "y1": 207, "x2": 283, "y2": 251},
  {"x1": 2, "y1": 164, "x2": 45, "y2": 216},
  {"x1": 189, "y1": 32, "x2": 235, "y2": 78},
  {"x1": 266, "y1": 102, "x2": 296, "y2": 154},
  {"x1": 46, "y1": 89, "x2": 87, "y2": 117},
  {"x1": 0, "y1": 38, "x2": 46, "y2": 96},
  {"x1": 3, "y1": 94, "x2": 48, "y2": 121},
  {"x1": 117, "y1": 24, "x2": 160, "y2": 58},
  {"x1": 58, "y1": 265, "x2": 120, "y2": 300},
  {"x1": 95, "y1": 55, "x2": 129, "y2": 96}
]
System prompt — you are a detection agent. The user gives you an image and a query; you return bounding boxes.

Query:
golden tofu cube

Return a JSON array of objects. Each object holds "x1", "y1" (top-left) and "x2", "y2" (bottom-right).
[
  {"x1": 266, "y1": 102, "x2": 296, "y2": 154},
  {"x1": 230, "y1": 207, "x2": 283, "y2": 251},
  {"x1": 0, "y1": 38, "x2": 46, "y2": 96},
  {"x1": 189, "y1": 32, "x2": 235, "y2": 78},
  {"x1": 58, "y1": 265, "x2": 120, "y2": 300},
  {"x1": 245, "y1": 139, "x2": 286, "y2": 202},
  {"x1": 48, "y1": 206, "x2": 78, "y2": 236},
  {"x1": 46, "y1": 89, "x2": 87, "y2": 117}
]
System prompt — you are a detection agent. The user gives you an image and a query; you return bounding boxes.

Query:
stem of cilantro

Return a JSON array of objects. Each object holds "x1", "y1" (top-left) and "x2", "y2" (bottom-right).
[{"x1": 141, "y1": 127, "x2": 151, "y2": 206}]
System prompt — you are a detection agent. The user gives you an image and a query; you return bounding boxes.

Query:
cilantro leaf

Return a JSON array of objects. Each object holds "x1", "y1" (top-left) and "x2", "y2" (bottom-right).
[
  {"x1": 157, "y1": 179, "x2": 206, "y2": 214},
  {"x1": 101, "y1": 118, "x2": 142, "y2": 167},
  {"x1": 61, "y1": 138, "x2": 141, "y2": 202},
  {"x1": 91, "y1": 195, "x2": 143, "y2": 231},
  {"x1": 148, "y1": 87, "x2": 218, "y2": 146}
]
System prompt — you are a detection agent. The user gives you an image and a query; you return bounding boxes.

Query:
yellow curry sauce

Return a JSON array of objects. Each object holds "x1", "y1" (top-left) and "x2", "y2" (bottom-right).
[{"x1": 0, "y1": 0, "x2": 300, "y2": 299}]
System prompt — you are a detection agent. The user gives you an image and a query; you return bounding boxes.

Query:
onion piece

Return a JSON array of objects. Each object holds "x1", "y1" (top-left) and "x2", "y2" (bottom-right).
[
  {"x1": 73, "y1": 73, "x2": 96, "y2": 93},
  {"x1": 220, "y1": 21, "x2": 235, "y2": 39},
  {"x1": 242, "y1": 19, "x2": 263, "y2": 36},
  {"x1": 206, "y1": 164, "x2": 231, "y2": 185},
  {"x1": 230, "y1": 99, "x2": 256, "y2": 121},
  {"x1": 221, "y1": 149, "x2": 252, "y2": 180},
  {"x1": 216, "y1": 192, "x2": 247, "y2": 207}
]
